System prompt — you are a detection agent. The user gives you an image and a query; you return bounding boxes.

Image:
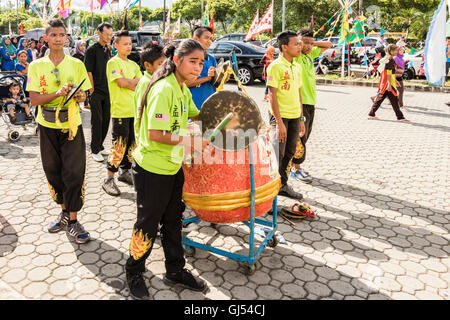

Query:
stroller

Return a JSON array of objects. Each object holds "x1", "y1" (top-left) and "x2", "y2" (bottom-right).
[{"x1": 0, "y1": 72, "x2": 37, "y2": 141}]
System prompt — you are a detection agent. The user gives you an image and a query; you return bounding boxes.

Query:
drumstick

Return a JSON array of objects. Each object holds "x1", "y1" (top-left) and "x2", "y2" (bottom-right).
[
  {"x1": 207, "y1": 112, "x2": 234, "y2": 142},
  {"x1": 280, "y1": 212, "x2": 296, "y2": 227}
]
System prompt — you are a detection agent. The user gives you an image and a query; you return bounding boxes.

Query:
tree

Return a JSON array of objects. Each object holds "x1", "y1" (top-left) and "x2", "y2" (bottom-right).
[
  {"x1": 209, "y1": 0, "x2": 238, "y2": 34},
  {"x1": 410, "y1": 10, "x2": 433, "y2": 41},
  {"x1": 171, "y1": 0, "x2": 202, "y2": 33},
  {"x1": 393, "y1": 8, "x2": 419, "y2": 40},
  {"x1": 0, "y1": 9, "x2": 44, "y2": 35}
]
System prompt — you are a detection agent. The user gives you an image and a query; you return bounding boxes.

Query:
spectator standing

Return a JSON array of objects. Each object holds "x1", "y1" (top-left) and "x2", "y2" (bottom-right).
[
  {"x1": 446, "y1": 37, "x2": 450, "y2": 83},
  {"x1": 0, "y1": 36, "x2": 17, "y2": 71},
  {"x1": 394, "y1": 46, "x2": 407, "y2": 110},
  {"x1": 16, "y1": 38, "x2": 33, "y2": 63},
  {"x1": 29, "y1": 40, "x2": 39, "y2": 60},
  {"x1": 186, "y1": 26, "x2": 216, "y2": 110},
  {"x1": 72, "y1": 40, "x2": 86, "y2": 61},
  {"x1": 84, "y1": 22, "x2": 113, "y2": 162},
  {"x1": 261, "y1": 46, "x2": 275, "y2": 101}
]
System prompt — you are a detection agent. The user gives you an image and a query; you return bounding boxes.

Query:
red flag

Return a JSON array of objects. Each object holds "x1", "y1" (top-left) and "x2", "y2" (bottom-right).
[
  {"x1": 20, "y1": 23, "x2": 24, "y2": 35},
  {"x1": 245, "y1": 10, "x2": 259, "y2": 41},
  {"x1": 255, "y1": 3, "x2": 273, "y2": 34},
  {"x1": 209, "y1": 13, "x2": 214, "y2": 37}
]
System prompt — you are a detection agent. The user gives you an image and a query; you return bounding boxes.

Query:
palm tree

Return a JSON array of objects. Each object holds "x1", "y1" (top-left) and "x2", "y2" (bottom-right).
[
  {"x1": 393, "y1": 8, "x2": 419, "y2": 41},
  {"x1": 410, "y1": 10, "x2": 433, "y2": 41}
]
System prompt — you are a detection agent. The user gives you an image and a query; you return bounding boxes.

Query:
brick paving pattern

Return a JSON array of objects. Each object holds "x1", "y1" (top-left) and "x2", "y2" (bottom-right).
[{"x1": 0, "y1": 83, "x2": 448, "y2": 300}]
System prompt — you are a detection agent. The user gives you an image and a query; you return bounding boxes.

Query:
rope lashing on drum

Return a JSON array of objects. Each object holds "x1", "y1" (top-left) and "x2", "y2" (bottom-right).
[
  {"x1": 54, "y1": 98, "x2": 79, "y2": 141},
  {"x1": 182, "y1": 177, "x2": 281, "y2": 212},
  {"x1": 217, "y1": 64, "x2": 250, "y2": 98}
]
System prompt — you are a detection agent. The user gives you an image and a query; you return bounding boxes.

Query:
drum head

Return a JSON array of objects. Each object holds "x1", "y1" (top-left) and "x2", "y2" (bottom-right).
[{"x1": 199, "y1": 90, "x2": 263, "y2": 151}]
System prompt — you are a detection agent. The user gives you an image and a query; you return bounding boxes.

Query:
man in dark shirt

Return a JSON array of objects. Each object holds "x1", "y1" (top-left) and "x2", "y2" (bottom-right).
[{"x1": 84, "y1": 22, "x2": 113, "y2": 162}]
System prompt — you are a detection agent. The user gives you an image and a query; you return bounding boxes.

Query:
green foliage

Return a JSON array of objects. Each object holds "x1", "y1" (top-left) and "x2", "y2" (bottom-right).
[
  {"x1": 0, "y1": 0, "x2": 441, "y2": 41},
  {"x1": 0, "y1": 9, "x2": 44, "y2": 35}
]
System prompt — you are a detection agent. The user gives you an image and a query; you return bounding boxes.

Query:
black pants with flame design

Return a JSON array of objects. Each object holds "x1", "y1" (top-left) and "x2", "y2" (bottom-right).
[
  {"x1": 292, "y1": 104, "x2": 315, "y2": 165},
  {"x1": 38, "y1": 124, "x2": 86, "y2": 212},
  {"x1": 125, "y1": 162, "x2": 185, "y2": 275},
  {"x1": 106, "y1": 117, "x2": 136, "y2": 173}
]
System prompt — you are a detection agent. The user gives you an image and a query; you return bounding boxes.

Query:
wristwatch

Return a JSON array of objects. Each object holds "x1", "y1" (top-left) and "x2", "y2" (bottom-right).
[{"x1": 300, "y1": 116, "x2": 306, "y2": 121}]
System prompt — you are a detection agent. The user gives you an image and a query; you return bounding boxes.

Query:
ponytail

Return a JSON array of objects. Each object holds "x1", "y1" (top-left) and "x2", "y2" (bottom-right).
[{"x1": 137, "y1": 39, "x2": 204, "y2": 128}]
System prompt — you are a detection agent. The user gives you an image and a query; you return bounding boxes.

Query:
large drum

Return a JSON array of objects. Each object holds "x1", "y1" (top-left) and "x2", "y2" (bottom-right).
[{"x1": 182, "y1": 90, "x2": 281, "y2": 224}]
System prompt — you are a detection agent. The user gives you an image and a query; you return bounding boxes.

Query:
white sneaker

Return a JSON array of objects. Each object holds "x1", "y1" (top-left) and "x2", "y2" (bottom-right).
[
  {"x1": 101, "y1": 149, "x2": 110, "y2": 156},
  {"x1": 92, "y1": 152, "x2": 104, "y2": 162}
]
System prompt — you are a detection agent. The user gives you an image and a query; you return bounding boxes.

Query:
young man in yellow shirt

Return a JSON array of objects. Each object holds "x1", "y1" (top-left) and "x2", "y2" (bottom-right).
[
  {"x1": 290, "y1": 29, "x2": 332, "y2": 183},
  {"x1": 267, "y1": 31, "x2": 305, "y2": 200},
  {"x1": 28, "y1": 19, "x2": 92, "y2": 244},
  {"x1": 102, "y1": 30, "x2": 142, "y2": 196}
]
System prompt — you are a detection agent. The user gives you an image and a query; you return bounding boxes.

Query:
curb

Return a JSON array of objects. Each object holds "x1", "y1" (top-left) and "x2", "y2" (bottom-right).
[{"x1": 316, "y1": 78, "x2": 450, "y2": 93}]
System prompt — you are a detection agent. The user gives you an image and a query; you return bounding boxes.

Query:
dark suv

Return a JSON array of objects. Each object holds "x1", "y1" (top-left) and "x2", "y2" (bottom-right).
[
  {"x1": 216, "y1": 33, "x2": 264, "y2": 46},
  {"x1": 87, "y1": 30, "x2": 162, "y2": 65},
  {"x1": 126, "y1": 30, "x2": 163, "y2": 65}
]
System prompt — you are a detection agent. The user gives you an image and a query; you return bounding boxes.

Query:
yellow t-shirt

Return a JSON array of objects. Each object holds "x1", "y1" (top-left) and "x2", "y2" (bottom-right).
[
  {"x1": 27, "y1": 55, "x2": 92, "y2": 129},
  {"x1": 267, "y1": 55, "x2": 303, "y2": 119},
  {"x1": 107, "y1": 55, "x2": 142, "y2": 118}
]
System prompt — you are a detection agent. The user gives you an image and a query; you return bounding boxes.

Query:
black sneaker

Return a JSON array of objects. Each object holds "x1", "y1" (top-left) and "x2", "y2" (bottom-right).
[
  {"x1": 48, "y1": 210, "x2": 70, "y2": 233},
  {"x1": 118, "y1": 169, "x2": 133, "y2": 186},
  {"x1": 163, "y1": 269, "x2": 207, "y2": 292},
  {"x1": 66, "y1": 221, "x2": 91, "y2": 244},
  {"x1": 278, "y1": 184, "x2": 303, "y2": 200},
  {"x1": 126, "y1": 272, "x2": 150, "y2": 300}
]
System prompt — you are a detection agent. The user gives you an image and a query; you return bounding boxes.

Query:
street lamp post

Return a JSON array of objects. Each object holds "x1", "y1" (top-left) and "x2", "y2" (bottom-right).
[
  {"x1": 139, "y1": 0, "x2": 142, "y2": 30},
  {"x1": 16, "y1": 0, "x2": 19, "y2": 34},
  {"x1": 282, "y1": 0, "x2": 286, "y2": 31},
  {"x1": 163, "y1": 0, "x2": 166, "y2": 36}
]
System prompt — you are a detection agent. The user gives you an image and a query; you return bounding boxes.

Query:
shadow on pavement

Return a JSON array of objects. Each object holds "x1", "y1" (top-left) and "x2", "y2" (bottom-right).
[
  {"x1": 0, "y1": 214, "x2": 18, "y2": 257},
  {"x1": 376, "y1": 119, "x2": 450, "y2": 133},
  {"x1": 183, "y1": 223, "x2": 391, "y2": 300},
  {"x1": 0, "y1": 138, "x2": 38, "y2": 159},
  {"x1": 304, "y1": 178, "x2": 449, "y2": 258}
]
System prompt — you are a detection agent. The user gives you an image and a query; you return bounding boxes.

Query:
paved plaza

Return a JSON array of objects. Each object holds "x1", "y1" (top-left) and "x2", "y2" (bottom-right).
[{"x1": 0, "y1": 83, "x2": 449, "y2": 300}]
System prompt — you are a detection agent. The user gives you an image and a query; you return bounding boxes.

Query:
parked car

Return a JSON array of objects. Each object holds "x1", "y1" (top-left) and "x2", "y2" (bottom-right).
[
  {"x1": 403, "y1": 49, "x2": 424, "y2": 80},
  {"x1": 207, "y1": 41, "x2": 268, "y2": 85},
  {"x1": 215, "y1": 33, "x2": 264, "y2": 46}
]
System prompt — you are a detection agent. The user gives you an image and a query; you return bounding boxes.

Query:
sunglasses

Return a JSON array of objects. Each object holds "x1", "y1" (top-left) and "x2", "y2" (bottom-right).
[{"x1": 51, "y1": 68, "x2": 60, "y2": 86}]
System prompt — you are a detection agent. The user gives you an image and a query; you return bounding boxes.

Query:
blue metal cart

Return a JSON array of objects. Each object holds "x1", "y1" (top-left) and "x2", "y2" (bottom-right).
[{"x1": 182, "y1": 144, "x2": 279, "y2": 275}]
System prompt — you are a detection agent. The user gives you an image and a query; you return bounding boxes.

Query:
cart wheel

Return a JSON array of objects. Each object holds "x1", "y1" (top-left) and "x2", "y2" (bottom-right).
[
  {"x1": 183, "y1": 245, "x2": 195, "y2": 256},
  {"x1": 7, "y1": 130, "x2": 20, "y2": 142},
  {"x1": 267, "y1": 236, "x2": 279, "y2": 248},
  {"x1": 246, "y1": 264, "x2": 256, "y2": 276}
]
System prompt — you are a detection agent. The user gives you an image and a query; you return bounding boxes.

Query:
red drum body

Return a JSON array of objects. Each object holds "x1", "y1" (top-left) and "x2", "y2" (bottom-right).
[{"x1": 182, "y1": 130, "x2": 280, "y2": 224}]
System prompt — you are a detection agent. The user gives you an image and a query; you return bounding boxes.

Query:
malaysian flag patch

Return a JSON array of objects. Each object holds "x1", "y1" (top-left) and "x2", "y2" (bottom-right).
[{"x1": 155, "y1": 113, "x2": 169, "y2": 121}]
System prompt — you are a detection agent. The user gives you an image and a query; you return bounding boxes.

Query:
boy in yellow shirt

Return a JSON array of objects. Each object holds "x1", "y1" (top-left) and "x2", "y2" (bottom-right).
[
  {"x1": 102, "y1": 30, "x2": 142, "y2": 196},
  {"x1": 28, "y1": 19, "x2": 92, "y2": 244},
  {"x1": 267, "y1": 31, "x2": 305, "y2": 200}
]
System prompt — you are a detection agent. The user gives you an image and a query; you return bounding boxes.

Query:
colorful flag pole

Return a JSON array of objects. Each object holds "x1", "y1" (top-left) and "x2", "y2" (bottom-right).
[
  {"x1": 209, "y1": 12, "x2": 214, "y2": 37},
  {"x1": 164, "y1": 7, "x2": 171, "y2": 41},
  {"x1": 171, "y1": 15, "x2": 181, "y2": 39},
  {"x1": 202, "y1": 3, "x2": 209, "y2": 26}
]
